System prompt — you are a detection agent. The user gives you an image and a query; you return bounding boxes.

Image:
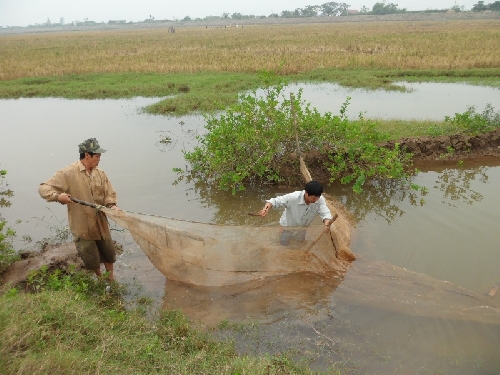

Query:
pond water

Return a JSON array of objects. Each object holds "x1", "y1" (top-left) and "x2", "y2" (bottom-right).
[
  {"x1": 274, "y1": 82, "x2": 500, "y2": 120},
  {"x1": 1, "y1": 83, "x2": 500, "y2": 374}
]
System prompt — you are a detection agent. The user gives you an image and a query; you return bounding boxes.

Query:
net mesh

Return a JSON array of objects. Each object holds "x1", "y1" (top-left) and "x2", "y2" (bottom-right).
[
  {"x1": 97, "y1": 159, "x2": 355, "y2": 286},
  {"x1": 104, "y1": 201, "x2": 354, "y2": 286}
]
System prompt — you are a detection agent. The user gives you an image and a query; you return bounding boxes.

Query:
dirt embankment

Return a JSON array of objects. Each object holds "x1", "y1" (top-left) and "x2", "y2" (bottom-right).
[
  {"x1": 0, "y1": 243, "x2": 83, "y2": 292},
  {"x1": 382, "y1": 128, "x2": 500, "y2": 161},
  {"x1": 295, "y1": 129, "x2": 500, "y2": 183}
]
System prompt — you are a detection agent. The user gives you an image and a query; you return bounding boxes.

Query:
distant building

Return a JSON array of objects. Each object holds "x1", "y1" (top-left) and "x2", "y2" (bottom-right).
[
  {"x1": 76, "y1": 20, "x2": 98, "y2": 26},
  {"x1": 348, "y1": 9, "x2": 360, "y2": 15},
  {"x1": 108, "y1": 20, "x2": 127, "y2": 25}
]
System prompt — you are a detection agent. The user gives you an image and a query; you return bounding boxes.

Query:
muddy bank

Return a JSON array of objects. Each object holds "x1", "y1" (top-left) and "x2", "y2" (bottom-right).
[
  {"x1": 382, "y1": 128, "x2": 500, "y2": 162},
  {"x1": 300, "y1": 129, "x2": 500, "y2": 182},
  {"x1": 0, "y1": 243, "x2": 83, "y2": 292}
]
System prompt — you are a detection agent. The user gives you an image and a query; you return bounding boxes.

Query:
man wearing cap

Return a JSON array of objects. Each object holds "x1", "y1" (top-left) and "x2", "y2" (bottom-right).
[{"x1": 39, "y1": 138, "x2": 120, "y2": 280}]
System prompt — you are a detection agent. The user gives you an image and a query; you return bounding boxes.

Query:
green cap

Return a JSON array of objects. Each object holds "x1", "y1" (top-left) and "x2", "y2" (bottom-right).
[{"x1": 78, "y1": 138, "x2": 106, "y2": 154}]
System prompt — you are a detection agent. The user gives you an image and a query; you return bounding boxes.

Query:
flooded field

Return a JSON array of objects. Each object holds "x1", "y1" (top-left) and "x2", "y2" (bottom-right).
[{"x1": 1, "y1": 83, "x2": 500, "y2": 373}]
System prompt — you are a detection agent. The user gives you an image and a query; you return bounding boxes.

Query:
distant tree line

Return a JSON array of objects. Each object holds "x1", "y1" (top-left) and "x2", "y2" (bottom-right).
[
  {"x1": 472, "y1": 1, "x2": 500, "y2": 11},
  {"x1": 5, "y1": 1, "x2": 500, "y2": 29},
  {"x1": 278, "y1": 2, "x2": 350, "y2": 17},
  {"x1": 181, "y1": 2, "x2": 405, "y2": 21},
  {"x1": 367, "y1": 2, "x2": 406, "y2": 15}
]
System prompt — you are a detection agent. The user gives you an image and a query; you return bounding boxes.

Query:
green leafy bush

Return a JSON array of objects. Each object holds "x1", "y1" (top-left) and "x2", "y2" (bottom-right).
[
  {"x1": 0, "y1": 220, "x2": 19, "y2": 275},
  {"x1": 182, "y1": 83, "x2": 413, "y2": 193},
  {"x1": 444, "y1": 104, "x2": 500, "y2": 134},
  {"x1": 0, "y1": 169, "x2": 19, "y2": 275}
]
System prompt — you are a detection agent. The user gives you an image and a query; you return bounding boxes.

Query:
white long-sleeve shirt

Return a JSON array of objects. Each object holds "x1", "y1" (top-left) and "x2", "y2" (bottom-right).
[{"x1": 266, "y1": 190, "x2": 332, "y2": 227}]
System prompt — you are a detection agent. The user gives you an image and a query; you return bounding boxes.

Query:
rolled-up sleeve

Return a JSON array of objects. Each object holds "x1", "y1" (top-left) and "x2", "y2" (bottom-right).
[{"x1": 39, "y1": 171, "x2": 68, "y2": 202}]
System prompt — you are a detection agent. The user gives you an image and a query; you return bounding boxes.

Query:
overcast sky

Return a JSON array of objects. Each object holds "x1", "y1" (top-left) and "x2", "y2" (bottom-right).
[{"x1": 0, "y1": 0, "x2": 479, "y2": 27}]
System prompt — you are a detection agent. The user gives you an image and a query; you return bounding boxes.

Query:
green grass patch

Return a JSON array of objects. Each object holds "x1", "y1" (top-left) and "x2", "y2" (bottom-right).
[
  {"x1": 0, "y1": 220, "x2": 18, "y2": 275},
  {"x1": 295, "y1": 68, "x2": 500, "y2": 91},
  {"x1": 0, "y1": 267, "x2": 319, "y2": 375},
  {"x1": 0, "y1": 72, "x2": 262, "y2": 116},
  {"x1": 372, "y1": 104, "x2": 500, "y2": 139},
  {"x1": 366, "y1": 119, "x2": 448, "y2": 139},
  {"x1": 0, "y1": 68, "x2": 498, "y2": 116}
]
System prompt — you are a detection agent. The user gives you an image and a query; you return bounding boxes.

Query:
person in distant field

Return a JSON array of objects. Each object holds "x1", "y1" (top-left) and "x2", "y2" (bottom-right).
[
  {"x1": 259, "y1": 180, "x2": 334, "y2": 245},
  {"x1": 38, "y1": 138, "x2": 120, "y2": 280}
]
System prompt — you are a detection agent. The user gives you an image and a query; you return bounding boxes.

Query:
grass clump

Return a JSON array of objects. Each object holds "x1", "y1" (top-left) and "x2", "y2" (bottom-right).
[
  {"x1": 363, "y1": 103, "x2": 500, "y2": 139},
  {"x1": 0, "y1": 266, "x2": 318, "y2": 374}
]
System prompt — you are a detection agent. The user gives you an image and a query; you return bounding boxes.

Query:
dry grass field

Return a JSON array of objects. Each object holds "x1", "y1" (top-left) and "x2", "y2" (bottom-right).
[{"x1": 1, "y1": 19, "x2": 500, "y2": 81}]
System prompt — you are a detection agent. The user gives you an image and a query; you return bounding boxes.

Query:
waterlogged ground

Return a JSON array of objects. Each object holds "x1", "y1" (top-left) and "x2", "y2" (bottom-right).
[{"x1": 2, "y1": 85, "x2": 500, "y2": 374}]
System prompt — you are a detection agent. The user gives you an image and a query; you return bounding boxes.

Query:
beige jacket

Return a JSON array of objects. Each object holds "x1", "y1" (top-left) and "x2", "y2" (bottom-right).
[{"x1": 39, "y1": 161, "x2": 117, "y2": 240}]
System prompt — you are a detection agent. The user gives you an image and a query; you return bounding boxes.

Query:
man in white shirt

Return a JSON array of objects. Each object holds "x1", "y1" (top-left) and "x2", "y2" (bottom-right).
[{"x1": 259, "y1": 180, "x2": 334, "y2": 245}]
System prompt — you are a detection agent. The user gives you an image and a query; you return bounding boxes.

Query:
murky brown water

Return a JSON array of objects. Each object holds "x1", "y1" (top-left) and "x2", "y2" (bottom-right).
[{"x1": 2, "y1": 85, "x2": 500, "y2": 374}]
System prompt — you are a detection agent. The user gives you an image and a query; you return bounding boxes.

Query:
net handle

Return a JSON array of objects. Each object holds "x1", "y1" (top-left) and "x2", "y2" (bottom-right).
[
  {"x1": 70, "y1": 197, "x2": 104, "y2": 210},
  {"x1": 290, "y1": 92, "x2": 312, "y2": 183},
  {"x1": 304, "y1": 213, "x2": 338, "y2": 252}
]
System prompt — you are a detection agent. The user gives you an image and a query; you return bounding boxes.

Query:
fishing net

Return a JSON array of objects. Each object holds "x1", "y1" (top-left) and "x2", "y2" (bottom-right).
[
  {"x1": 103, "y1": 198, "x2": 355, "y2": 286},
  {"x1": 159, "y1": 257, "x2": 500, "y2": 326},
  {"x1": 74, "y1": 156, "x2": 355, "y2": 286}
]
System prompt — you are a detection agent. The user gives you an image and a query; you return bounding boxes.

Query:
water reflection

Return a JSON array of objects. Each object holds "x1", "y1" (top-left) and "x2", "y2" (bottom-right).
[
  {"x1": 416, "y1": 158, "x2": 499, "y2": 207},
  {"x1": 163, "y1": 272, "x2": 342, "y2": 325},
  {"x1": 434, "y1": 165, "x2": 486, "y2": 206},
  {"x1": 0, "y1": 170, "x2": 13, "y2": 209},
  {"x1": 329, "y1": 179, "x2": 426, "y2": 224},
  {"x1": 0, "y1": 179, "x2": 12, "y2": 225},
  {"x1": 184, "y1": 160, "x2": 490, "y2": 227},
  {"x1": 177, "y1": 176, "x2": 282, "y2": 226},
  {"x1": 333, "y1": 161, "x2": 493, "y2": 224}
]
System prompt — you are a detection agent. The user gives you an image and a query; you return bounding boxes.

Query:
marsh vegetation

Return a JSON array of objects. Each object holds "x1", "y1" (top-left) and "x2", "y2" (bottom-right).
[{"x1": 1, "y1": 20, "x2": 499, "y2": 115}]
